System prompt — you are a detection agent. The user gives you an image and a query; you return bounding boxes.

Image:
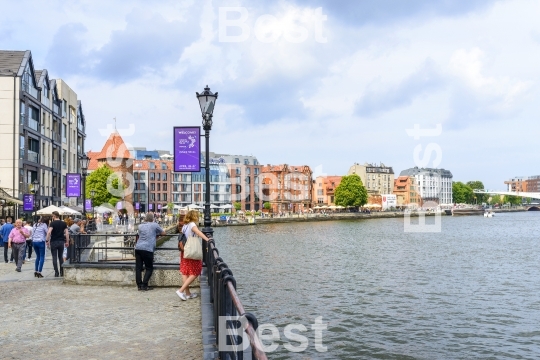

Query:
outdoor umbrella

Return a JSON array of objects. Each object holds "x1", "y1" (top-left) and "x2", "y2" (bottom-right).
[
  {"x1": 60, "y1": 206, "x2": 82, "y2": 216},
  {"x1": 221, "y1": 204, "x2": 233, "y2": 209},
  {"x1": 36, "y1": 205, "x2": 64, "y2": 215}
]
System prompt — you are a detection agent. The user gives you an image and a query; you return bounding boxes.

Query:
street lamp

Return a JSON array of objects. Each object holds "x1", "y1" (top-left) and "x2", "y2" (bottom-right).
[
  {"x1": 196, "y1": 85, "x2": 218, "y2": 239},
  {"x1": 90, "y1": 189, "x2": 96, "y2": 218},
  {"x1": 79, "y1": 153, "x2": 90, "y2": 218},
  {"x1": 32, "y1": 179, "x2": 40, "y2": 222}
]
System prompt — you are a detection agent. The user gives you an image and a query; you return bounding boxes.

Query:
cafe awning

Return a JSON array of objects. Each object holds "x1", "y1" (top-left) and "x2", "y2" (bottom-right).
[{"x1": 0, "y1": 188, "x2": 23, "y2": 205}]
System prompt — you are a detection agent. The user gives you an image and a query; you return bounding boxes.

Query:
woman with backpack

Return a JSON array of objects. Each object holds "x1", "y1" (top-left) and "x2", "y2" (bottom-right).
[{"x1": 176, "y1": 210, "x2": 210, "y2": 301}]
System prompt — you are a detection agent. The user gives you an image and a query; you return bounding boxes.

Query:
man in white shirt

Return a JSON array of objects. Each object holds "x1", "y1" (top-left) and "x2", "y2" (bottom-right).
[{"x1": 23, "y1": 221, "x2": 34, "y2": 262}]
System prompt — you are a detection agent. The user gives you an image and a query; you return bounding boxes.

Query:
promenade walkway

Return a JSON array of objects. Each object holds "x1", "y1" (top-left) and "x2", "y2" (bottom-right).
[{"x1": 0, "y1": 254, "x2": 202, "y2": 359}]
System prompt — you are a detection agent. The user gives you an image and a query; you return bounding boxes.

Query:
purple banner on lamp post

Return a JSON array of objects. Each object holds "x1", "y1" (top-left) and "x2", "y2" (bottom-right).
[
  {"x1": 158, "y1": 204, "x2": 162, "y2": 210},
  {"x1": 66, "y1": 173, "x2": 81, "y2": 197},
  {"x1": 174, "y1": 126, "x2": 201, "y2": 172},
  {"x1": 135, "y1": 202, "x2": 140, "y2": 210},
  {"x1": 149, "y1": 204, "x2": 153, "y2": 210},
  {"x1": 85, "y1": 199, "x2": 92, "y2": 211},
  {"x1": 23, "y1": 194, "x2": 34, "y2": 211}
]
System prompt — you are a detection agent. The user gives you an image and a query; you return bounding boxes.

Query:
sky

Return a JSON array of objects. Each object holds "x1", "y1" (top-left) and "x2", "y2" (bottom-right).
[{"x1": 1, "y1": 0, "x2": 539, "y2": 190}]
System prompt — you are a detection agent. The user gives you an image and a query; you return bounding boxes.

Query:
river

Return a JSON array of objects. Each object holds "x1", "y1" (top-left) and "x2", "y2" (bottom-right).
[{"x1": 213, "y1": 211, "x2": 540, "y2": 359}]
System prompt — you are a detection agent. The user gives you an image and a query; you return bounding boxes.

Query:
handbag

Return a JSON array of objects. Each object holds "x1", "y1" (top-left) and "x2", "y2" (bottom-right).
[{"x1": 183, "y1": 224, "x2": 202, "y2": 260}]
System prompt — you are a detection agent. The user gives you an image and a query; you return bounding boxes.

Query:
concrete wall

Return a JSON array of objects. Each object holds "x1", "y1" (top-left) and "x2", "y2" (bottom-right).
[{"x1": 63, "y1": 263, "x2": 200, "y2": 288}]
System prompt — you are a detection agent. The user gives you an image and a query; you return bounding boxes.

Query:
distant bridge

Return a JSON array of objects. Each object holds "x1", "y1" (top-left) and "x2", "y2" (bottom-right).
[{"x1": 473, "y1": 190, "x2": 540, "y2": 211}]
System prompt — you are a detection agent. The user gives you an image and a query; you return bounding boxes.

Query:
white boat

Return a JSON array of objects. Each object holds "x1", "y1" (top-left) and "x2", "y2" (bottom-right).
[{"x1": 484, "y1": 211, "x2": 495, "y2": 218}]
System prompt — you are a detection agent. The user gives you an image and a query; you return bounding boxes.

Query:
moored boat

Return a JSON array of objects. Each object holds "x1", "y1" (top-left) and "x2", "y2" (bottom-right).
[{"x1": 452, "y1": 206, "x2": 484, "y2": 216}]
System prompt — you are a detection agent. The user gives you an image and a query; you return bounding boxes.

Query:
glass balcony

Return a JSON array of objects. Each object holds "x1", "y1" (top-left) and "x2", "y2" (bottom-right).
[
  {"x1": 19, "y1": 148, "x2": 24, "y2": 159},
  {"x1": 27, "y1": 150, "x2": 39, "y2": 163},
  {"x1": 28, "y1": 118, "x2": 39, "y2": 132},
  {"x1": 52, "y1": 159, "x2": 58, "y2": 169}
]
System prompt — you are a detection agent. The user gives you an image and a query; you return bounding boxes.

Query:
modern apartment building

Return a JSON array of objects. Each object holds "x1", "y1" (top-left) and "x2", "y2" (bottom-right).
[
  {"x1": 504, "y1": 176, "x2": 540, "y2": 193},
  {"x1": 348, "y1": 162, "x2": 394, "y2": 195},
  {"x1": 313, "y1": 176, "x2": 342, "y2": 205},
  {"x1": 260, "y1": 164, "x2": 313, "y2": 213},
  {"x1": 393, "y1": 176, "x2": 421, "y2": 207},
  {"x1": 399, "y1": 167, "x2": 453, "y2": 205},
  {"x1": 0, "y1": 50, "x2": 86, "y2": 216}
]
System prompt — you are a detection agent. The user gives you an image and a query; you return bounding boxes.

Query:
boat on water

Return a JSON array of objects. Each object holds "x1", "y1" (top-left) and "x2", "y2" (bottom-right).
[
  {"x1": 452, "y1": 206, "x2": 484, "y2": 216},
  {"x1": 484, "y1": 211, "x2": 495, "y2": 218}
]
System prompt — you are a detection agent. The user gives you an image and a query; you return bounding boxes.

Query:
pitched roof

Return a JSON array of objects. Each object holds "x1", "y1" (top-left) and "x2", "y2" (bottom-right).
[
  {"x1": 95, "y1": 131, "x2": 133, "y2": 160},
  {"x1": 0, "y1": 50, "x2": 26, "y2": 75},
  {"x1": 87, "y1": 151, "x2": 100, "y2": 171}
]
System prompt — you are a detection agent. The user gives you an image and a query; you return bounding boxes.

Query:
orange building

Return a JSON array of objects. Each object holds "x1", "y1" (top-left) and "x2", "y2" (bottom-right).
[
  {"x1": 88, "y1": 130, "x2": 134, "y2": 205},
  {"x1": 261, "y1": 164, "x2": 313, "y2": 213},
  {"x1": 393, "y1": 176, "x2": 421, "y2": 207},
  {"x1": 313, "y1": 176, "x2": 342, "y2": 205}
]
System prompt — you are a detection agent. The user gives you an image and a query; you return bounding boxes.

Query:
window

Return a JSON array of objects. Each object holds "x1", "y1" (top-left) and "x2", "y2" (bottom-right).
[
  {"x1": 151, "y1": 183, "x2": 155, "y2": 191},
  {"x1": 254, "y1": 168, "x2": 259, "y2": 175},
  {"x1": 62, "y1": 100, "x2": 67, "y2": 118},
  {"x1": 163, "y1": 194, "x2": 167, "y2": 201},
  {"x1": 62, "y1": 149, "x2": 67, "y2": 168},
  {"x1": 235, "y1": 158, "x2": 240, "y2": 164},
  {"x1": 162, "y1": 173, "x2": 167, "y2": 181},
  {"x1": 140, "y1": 172, "x2": 146, "y2": 180},
  {"x1": 157, "y1": 194, "x2": 161, "y2": 201},
  {"x1": 194, "y1": 184, "x2": 200, "y2": 192},
  {"x1": 214, "y1": 194, "x2": 219, "y2": 201},
  {"x1": 157, "y1": 183, "x2": 161, "y2": 191},
  {"x1": 161, "y1": 162, "x2": 167, "y2": 170},
  {"x1": 213, "y1": 184, "x2": 219, "y2": 192},
  {"x1": 150, "y1": 172, "x2": 155, "y2": 180},
  {"x1": 149, "y1": 162, "x2": 155, "y2": 169},
  {"x1": 244, "y1": 159, "x2": 249, "y2": 165},
  {"x1": 62, "y1": 123, "x2": 67, "y2": 143},
  {"x1": 246, "y1": 168, "x2": 251, "y2": 175},
  {"x1": 235, "y1": 167, "x2": 241, "y2": 175},
  {"x1": 150, "y1": 193, "x2": 155, "y2": 201},
  {"x1": 235, "y1": 185, "x2": 241, "y2": 193},
  {"x1": 157, "y1": 173, "x2": 161, "y2": 181},
  {"x1": 134, "y1": 172, "x2": 139, "y2": 180},
  {"x1": 163, "y1": 183, "x2": 167, "y2": 191}
]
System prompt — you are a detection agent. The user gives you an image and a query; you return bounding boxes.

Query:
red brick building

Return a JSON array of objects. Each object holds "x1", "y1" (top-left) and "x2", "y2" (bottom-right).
[{"x1": 261, "y1": 164, "x2": 313, "y2": 213}]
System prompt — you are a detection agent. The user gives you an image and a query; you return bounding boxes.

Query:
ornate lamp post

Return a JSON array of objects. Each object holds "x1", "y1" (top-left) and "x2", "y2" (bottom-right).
[
  {"x1": 196, "y1": 85, "x2": 218, "y2": 239},
  {"x1": 79, "y1": 154, "x2": 90, "y2": 218},
  {"x1": 32, "y1": 179, "x2": 40, "y2": 222}
]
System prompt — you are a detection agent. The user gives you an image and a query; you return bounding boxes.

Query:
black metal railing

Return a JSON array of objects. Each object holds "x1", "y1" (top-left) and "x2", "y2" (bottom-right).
[
  {"x1": 206, "y1": 238, "x2": 267, "y2": 360},
  {"x1": 69, "y1": 233, "x2": 180, "y2": 264}
]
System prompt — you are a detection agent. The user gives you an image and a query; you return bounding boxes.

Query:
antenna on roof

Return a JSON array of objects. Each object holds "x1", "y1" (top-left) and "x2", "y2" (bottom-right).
[{"x1": 113, "y1": 117, "x2": 117, "y2": 130}]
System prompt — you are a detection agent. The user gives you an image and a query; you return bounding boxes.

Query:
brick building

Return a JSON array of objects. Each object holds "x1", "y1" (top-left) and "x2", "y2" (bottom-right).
[
  {"x1": 133, "y1": 159, "x2": 172, "y2": 213},
  {"x1": 313, "y1": 176, "x2": 342, "y2": 205},
  {"x1": 393, "y1": 176, "x2": 421, "y2": 207},
  {"x1": 261, "y1": 164, "x2": 313, "y2": 213}
]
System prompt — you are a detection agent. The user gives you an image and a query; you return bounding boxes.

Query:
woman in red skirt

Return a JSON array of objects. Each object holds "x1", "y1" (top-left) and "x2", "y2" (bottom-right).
[{"x1": 176, "y1": 210, "x2": 210, "y2": 301}]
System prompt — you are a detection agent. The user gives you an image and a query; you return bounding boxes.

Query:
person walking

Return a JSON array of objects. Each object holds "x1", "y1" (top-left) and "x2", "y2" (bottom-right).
[
  {"x1": 23, "y1": 221, "x2": 34, "y2": 262},
  {"x1": 1, "y1": 217, "x2": 14, "y2": 263},
  {"x1": 134, "y1": 213, "x2": 166, "y2": 291},
  {"x1": 32, "y1": 217, "x2": 49, "y2": 278},
  {"x1": 46, "y1": 211, "x2": 69, "y2": 277},
  {"x1": 8, "y1": 219, "x2": 30, "y2": 272},
  {"x1": 176, "y1": 210, "x2": 210, "y2": 301}
]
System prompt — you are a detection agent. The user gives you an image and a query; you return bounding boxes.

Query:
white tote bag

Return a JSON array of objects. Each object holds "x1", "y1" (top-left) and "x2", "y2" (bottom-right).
[{"x1": 182, "y1": 223, "x2": 202, "y2": 260}]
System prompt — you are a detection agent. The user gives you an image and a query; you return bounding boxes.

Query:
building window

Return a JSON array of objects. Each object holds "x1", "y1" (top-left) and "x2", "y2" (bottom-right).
[
  {"x1": 140, "y1": 172, "x2": 146, "y2": 180},
  {"x1": 151, "y1": 183, "x2": 155, "y2": 191},
  {"x1": 149, "y1": 162, "x2": 155, "y2": 169},
  {"x1": 163, "y1": 183, "x2": 167, "y2": 191},
  {"x1": 157, "y1": 183, "x2": 161, "y2": 191},
  {"x1": 163, "y1": 194, "x2": 167, "y2": 201},
  {"x1": 157, "y1": 173, "x2": 161, "y2": 181},
  {"x1": 244, "y1": 159, "x2": 249, "y2": 165},
  {"x1": 162, "y1": 173, "x2": 167, "y2": 181},
  {"x1": 235, "y1": 158, "x2": 240, "y2": 164},
  {"x1": 150, "y1": 172, "x2": 155, "y2": 180},
  {"x1": 134, "y1": 172, "x2": 139, "y2": 180}
]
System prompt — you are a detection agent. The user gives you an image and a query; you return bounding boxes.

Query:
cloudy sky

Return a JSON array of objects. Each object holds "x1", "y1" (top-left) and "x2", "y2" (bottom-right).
[{"x1": 2, "y1": 0, "x2": 539, "y2": 189}]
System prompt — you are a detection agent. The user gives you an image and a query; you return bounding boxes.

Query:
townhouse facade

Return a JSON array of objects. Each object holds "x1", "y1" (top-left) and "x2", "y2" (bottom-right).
[
  {"x1": 348, "y1": 162, "x2": 395, "y2": 195},
  {"x1": 313, "y1": 176, "x2": 342, "y2": 205},
  {"x1": 0, "y1": 50, "x2": 86, "y2": 217},
  {"x1": 399, "y1": 167, "x2": 453, "y2": 205},
  {"x1": 260, "y1": 164, "x2": 313, "y2": 213},
  {"x1": 393, "y1": 175, "x2": 421, "y2": 207}
]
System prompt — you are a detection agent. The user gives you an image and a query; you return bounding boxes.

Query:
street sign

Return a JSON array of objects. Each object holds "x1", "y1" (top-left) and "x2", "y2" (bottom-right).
[
  {"x1": 66, "y1": 173, "x2": 81, "y2": 197},
  {"x1": 23, "y1": 194, "x2": 34, "y2": 211}
]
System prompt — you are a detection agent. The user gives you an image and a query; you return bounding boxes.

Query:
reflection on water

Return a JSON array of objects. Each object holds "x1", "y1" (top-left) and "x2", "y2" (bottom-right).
[{"x1": 214, "y1": 212, "x2": 540, "y2": 359}]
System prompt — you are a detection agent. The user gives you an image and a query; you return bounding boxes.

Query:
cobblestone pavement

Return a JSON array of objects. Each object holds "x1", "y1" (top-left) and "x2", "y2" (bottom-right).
[{"x1": 0, "y1": 253, "x2": 202, "y2": 359}]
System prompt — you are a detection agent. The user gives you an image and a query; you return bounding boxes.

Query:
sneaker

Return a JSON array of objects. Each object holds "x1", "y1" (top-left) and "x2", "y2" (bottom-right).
[
  {"x1": 15, "y1": 268, "x2": 21, "y2": 272},
  {"x1": 187, "y1": 293, "x2": 198, "y2": 299},
  {"x1": 142, "y1": 286, "x2": 154, "y2": 291},
  {"x1": 176, "y1": 290, "x2": 187, "y2": 301}
]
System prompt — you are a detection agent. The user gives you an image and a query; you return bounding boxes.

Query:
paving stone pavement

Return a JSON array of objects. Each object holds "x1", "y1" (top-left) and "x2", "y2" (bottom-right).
[{"x1": 0, "y1": 258, "x2": 203, "y2": 359}]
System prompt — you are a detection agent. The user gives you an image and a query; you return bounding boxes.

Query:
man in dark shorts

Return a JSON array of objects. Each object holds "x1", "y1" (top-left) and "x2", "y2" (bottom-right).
[{"x1": 46, "y1": 211, "x2": 69, "y2": 277}]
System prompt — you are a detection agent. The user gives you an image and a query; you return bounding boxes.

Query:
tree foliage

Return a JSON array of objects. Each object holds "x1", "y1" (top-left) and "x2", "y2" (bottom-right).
[
  {"x1": 504, "y1": 195, "x2": 522, "y2": 205},
  {"x1": 263, "y1": 202, "x2": 271, "y2": 210},
  {"x1": 452, "y1": 182, "x2": 474, "y2": 204},
  {"x1": 334, "y1": 174, "x2": 368, "y2": 207},
  {"x1": 86, "y1": 165, "x2": 121, "y2": 207},
  {"x1": 466, "y1": 180, "x2": 486, "y2": 203},
  {"x1": 233, "y1": 202, "x2": 242, "y2": 211}
]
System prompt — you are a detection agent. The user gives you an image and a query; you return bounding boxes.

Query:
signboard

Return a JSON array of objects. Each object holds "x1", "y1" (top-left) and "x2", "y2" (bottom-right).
[
  {"x1": 158, "y1": 204, "x2": 162, "y2": 210},
  {"x1": 23, "y1": 194, "x2": 34, "y2": 211},
  {"x1": 135, "y1": 202, "x2": 140, "y2": 210},
  {"x1": 174, "y1": 127, "x2": 201, "y2": 172},
  {"x1": 85, "y1": 199, "x2": 92, "y2": 211},
  {"x1": 149, "y1": 203, "x2": 153, "y2": 210},
  {"x1": 66, "y1": 173, "x2": 81, "y2": 197},
  {"x1": 382, "y1": 194, "x2": 397, "y2": 210}
]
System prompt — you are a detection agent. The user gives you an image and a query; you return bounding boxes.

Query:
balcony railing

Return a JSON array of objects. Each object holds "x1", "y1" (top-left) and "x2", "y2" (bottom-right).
[
  {"x1": 27, "y1": 150, "x2": 39, "y2": 163},
  {"x1": 28, "y1": 118, "x2": 39, "y2": 132},
  {"x1": 52, "y1": 159, "x2": 58, "y2": 170},
  {"x1": 52, "y1": 132, "x2": 60, "y2": 142},
  {"x1": 41, "y1": 155, "x2": 49, "y2": 166}
]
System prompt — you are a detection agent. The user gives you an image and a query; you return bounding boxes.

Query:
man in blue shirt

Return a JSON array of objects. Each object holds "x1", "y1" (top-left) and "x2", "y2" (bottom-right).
[{"x1": 1, "y1": 217, "x2": 15, "y2": 263}]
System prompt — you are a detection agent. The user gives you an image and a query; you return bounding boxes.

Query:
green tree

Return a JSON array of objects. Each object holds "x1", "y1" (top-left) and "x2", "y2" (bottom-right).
[
  {"x1": 86, "y1": 165, "x2": 122, "y2": 207},
  {"x1": 452, "y1": 182, "x2": 474, "y2": 204},
  {"x1": 263, "y1": 202, "x2": 271, "y2": 210},
  {"x1": 466, "y1": 180, "x2": 486, "y2": 204},
  {"x1": 504, "y1": 195, "x2": 522, "y2": 205},
  {"x1": 334, "y1": 174, "x2": 368, "y2": 208},
  {"x1": 489, "y1": 195, "x2": 501, "y2": 205},
  {"x1": 233, "y1": 202, "x2": 242, "y2": 211}
]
